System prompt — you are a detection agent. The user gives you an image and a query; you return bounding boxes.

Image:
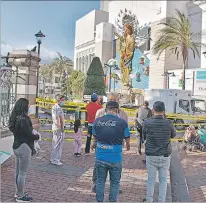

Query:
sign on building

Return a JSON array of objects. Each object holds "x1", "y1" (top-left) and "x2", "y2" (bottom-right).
[{"x1": 194, "y1": 71, "x2": 206, "y2": 96}]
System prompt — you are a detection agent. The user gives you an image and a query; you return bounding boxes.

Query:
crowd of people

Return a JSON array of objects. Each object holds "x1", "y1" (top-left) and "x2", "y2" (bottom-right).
[{"x1": 9, "y1": 92, "x2": 176, "y2": 202}]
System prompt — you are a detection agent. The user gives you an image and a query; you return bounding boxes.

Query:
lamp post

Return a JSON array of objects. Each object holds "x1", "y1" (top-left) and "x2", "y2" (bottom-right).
[
  {"x1": 104, "y1": 59, "x2": 120, "y2": 92},
  {"x1": 35, "y1": 30, "x2": 45, "y2": 118},
  {"x1": 162, "y1": 71, "x2": 176, "y2": 89}
]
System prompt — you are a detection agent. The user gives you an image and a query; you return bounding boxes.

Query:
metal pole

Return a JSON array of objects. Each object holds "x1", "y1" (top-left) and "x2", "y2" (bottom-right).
[
  {"x1": 35, "y1": 42, "x2": 41, "y2": 118},
  {"x1": 15, "y1": 66, "x2": 18, "y2": 101},
  {"x1": 114, "y1": 77, "x2": 115, "y2": 91},
  {"x1": 66, "y1": 69, "x2": 69, "y2": 98},
  {"x1": 167, "y1": 75, "x2": 170, "y2": 89},
  {"x1": 109, "y1": 66, "x2": 112, "y2": 92}
]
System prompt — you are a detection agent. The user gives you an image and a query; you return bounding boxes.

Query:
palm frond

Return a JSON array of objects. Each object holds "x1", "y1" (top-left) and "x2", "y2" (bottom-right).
[{"x1": 153, "y1": 9, "x2": 200, "y2": 62}]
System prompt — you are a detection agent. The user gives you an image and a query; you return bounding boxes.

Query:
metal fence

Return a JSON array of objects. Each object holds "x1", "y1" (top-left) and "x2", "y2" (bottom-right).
[{"x1": 0, "y1": 67, "x2": 16, "y2": 129}]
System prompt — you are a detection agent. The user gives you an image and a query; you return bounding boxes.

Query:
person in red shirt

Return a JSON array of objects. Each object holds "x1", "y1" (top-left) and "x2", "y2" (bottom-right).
[{"x1": 85, "y1": 93, "x2": 102, "y2": 155}]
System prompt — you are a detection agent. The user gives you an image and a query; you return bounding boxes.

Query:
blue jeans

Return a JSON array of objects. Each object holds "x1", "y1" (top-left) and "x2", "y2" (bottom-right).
[
  {"x1": 95, "y1": 160, "x2": 122, "y2": 202},
  {"x1": 146, "y1": 155, "x2": 171, "y2": 202}
]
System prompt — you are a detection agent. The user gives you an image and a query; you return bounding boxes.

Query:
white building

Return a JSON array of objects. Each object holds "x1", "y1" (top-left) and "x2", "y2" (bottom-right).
[
  {"x1": 74, "y1": 10, "x2": 109, "y2": 74},
  {"x1": 39, "y1": 73, "x2": 61, "y2": 97},
  {"x1": 74, "y1": 0, "x2": 206, "y2": 89}
]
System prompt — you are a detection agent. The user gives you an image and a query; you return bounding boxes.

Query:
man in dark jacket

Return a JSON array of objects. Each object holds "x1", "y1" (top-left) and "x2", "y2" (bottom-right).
[{"x1": 142, "y1": 101, "x2": 176, "y2": 202}]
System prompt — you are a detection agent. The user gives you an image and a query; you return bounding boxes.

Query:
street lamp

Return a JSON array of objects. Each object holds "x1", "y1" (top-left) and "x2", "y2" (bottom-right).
[
  {"x1": 34, "y1": 30, "x2": 45, "y2": 118},
  {"x1": 203, "y1": 51, "x2": 206, "y2": 58},
  {"x1": 162, "y1": 71, "x2": 176, "y2": 89},
  {"x1": 104, "y1": 59, "x2": 120, "y2": 92}
]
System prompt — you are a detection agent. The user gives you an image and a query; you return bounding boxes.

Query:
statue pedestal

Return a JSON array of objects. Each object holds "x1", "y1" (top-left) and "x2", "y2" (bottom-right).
[{"x1": 120, "y1": 84, "x2": 132, "y2": 104}]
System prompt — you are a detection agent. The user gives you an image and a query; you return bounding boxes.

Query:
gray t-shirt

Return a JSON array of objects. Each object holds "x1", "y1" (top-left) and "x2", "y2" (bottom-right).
[
  {"x1": 52, "y1": 104, "x2": 65, "y2": 130},
  {"x1": 137, "y1": 106, "x2": 152, "y2": 125}
]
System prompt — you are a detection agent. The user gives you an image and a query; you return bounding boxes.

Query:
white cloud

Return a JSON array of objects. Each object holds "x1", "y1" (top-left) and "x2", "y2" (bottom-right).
[
  {"x1": 1, "y1": 43, "x2": 58, "y2": 62},
  {"x1": 1, "y1": 43, "x2": 13, "y2": 55}
]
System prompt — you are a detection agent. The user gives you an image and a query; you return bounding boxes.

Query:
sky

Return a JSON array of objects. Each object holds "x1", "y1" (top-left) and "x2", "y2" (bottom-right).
[{"x1": 1, "y1": 1, "x2": 100, "y2": 63}]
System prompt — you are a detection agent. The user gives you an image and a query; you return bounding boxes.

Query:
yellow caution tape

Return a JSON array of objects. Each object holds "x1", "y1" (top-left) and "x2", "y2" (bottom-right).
[
  {"x1": 41, "y1": 137, "x2": 185, "y2": 142},
  {"x1": 39, "y1": 118, "x2": 206, "y2": 126},
  {"x1": 38, "y1": 129, "x2": 195, "y2": 133},
  {"x1": 36, "y1": 100, "x2": 206, "y2": 120}
]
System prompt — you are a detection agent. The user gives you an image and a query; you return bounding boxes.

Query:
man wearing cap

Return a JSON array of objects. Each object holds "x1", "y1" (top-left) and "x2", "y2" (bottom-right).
[
  {"x1": 91, "y1": 91, "x2": 128, "y2": 193},
  {"x1": 85, "y1": 93, "x2": 102, "y2": 155},
  {"x1": 50, "y1": 95, "x2": 65, "y2": 166},
  {"x1": 92, "y1": 101, "x2": 130, "y2": 202},
  {"x1": 142, "y1": 101, "x2": 176, "y2": 202}
]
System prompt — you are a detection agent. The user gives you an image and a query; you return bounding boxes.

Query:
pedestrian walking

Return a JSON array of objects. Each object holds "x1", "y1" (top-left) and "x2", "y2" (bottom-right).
[
  {"x1": 92, "y1": 101, "x2": 131, "y2": 202},
  {"x1": 50, "y1": 95, "x2": 65, "y2": 166},
  {"x1": 142, "y1": 101, "x2": 176, "y2": 202},
  {"x1": 135, "y1": 101, "x2": 152, "y2": 155},
  {"x1": 85, "y1": 93, "x2": 102, "y2": 155},
  {"x1": 9, "y1": 98, "x2": 39, "y2": 202},
  {"x1": 92, "y1": 91, "x2": 128, "y2": 193},
  {"x1": 73, "y1": 119, "x2": 83, "y2": 157}
]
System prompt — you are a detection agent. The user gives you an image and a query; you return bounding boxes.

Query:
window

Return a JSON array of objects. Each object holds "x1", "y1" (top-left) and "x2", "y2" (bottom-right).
[
  {"x1": 55, "y1": 77, "x2": 60, "y2": 83},
  {"x1": 179, "y1": 100, "x2": 190, "y2": 112},
  {"x1": 45, "y1": 78, "x2": 50, "y2": 83},
  {"x1": 191, "y1": 100, "x2": 206, "y2": 112}
]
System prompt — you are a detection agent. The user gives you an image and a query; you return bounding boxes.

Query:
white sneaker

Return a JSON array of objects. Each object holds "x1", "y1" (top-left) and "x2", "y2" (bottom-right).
[{"x1": 51, "y1": 160, "x2": 63, "y2": 166}]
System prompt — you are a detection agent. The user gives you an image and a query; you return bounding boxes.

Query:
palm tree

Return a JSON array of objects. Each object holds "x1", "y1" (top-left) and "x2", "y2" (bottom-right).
[
  {"x1": 50, "y1": 52, "x2": 73, "y2": 95},
  {"x1": 153, "y1": 9, "x2": 201, "y2": 90},
  {"x1": 39, "y1": 64, "x2": 53, "y2": 97}
]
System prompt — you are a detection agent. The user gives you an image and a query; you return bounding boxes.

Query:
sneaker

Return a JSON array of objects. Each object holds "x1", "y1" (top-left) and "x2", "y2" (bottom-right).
[
  {"x1": 85, "y1": 153, "x2": 90, "y2": 156},
  {"x1": 51, "y1": 160, "x2": 63, "y2": 166},
  {"x1": 14, "y1": 192, "x2": 28, "y2": 198},
  {"x1": 77, "y1": 153, "x2": 81, "y2": 157},
  {"x1": 16, "y1": 194, "x2": 33, "y2": 202},
  {"x1": 74, "y1": 153, "x2": 77, "y2": 156}
]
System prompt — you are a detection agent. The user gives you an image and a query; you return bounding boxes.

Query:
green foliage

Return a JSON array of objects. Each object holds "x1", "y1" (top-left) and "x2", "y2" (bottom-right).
[
  {"x1": 67, "y1": 70, "x2": 85, "y2": 97},
  {"x1": 84, "y1": 57, "x2": 106, "y2": 96},
  {"x1": 50, "y1": 52, "x2": 73, "y2": 95},
  {"x1": 153, "y1": 9, "x2": 201, "y2": 89}
]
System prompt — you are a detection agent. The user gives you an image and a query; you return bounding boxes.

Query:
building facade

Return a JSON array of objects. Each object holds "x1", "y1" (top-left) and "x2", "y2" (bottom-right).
[
  {"x1": 39, "y1": 73, "x2": 62, "y2": 98},
  {"x1": 74, "y1": 0, "x2": 206, "y2": 91}
]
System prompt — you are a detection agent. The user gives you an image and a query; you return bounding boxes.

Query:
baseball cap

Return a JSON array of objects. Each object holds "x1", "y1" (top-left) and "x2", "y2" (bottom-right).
[
  {"x1": 106, "y1": 101, "x2": 119, "y2": 110},
  {"x1": 153, "y1": 101, "x2": 165, "y2": 112},
  {"x1": 91, "y1": 93, "x2": 98, "y2": 102}
]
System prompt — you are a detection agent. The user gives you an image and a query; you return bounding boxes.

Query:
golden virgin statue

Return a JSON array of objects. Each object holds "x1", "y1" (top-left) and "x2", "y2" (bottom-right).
[{"x1": 115, "y1": 23, "x2": 135, "y2": 86}]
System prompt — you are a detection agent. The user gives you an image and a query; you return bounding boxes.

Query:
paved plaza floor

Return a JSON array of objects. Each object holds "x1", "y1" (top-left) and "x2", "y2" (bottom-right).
[
  {"x1": 178, "y1": 144, "x2": 206, "y2": 202},
  {"x1": 1, "y1": 139, "x2": 171, "y2": 202}
]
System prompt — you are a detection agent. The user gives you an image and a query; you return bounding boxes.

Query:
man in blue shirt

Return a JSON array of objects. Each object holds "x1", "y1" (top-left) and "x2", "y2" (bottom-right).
[{"x1": 92, "y1": 101, "x2": 130, "y2": 202}]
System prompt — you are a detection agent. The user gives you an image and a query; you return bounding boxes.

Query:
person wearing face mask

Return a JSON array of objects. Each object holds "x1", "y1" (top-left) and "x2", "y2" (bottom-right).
[{"x1": 50, "y1": 95, "x2": 65, "y2": 166}]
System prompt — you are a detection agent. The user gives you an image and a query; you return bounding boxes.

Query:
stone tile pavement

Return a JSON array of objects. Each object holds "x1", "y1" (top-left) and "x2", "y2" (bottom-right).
[
  {"x1": 178, "y1": 144, "x2": 206, "y2": 202},
  {"x1": 1, "y1": 139, "x2": 171, "y2": 202}
]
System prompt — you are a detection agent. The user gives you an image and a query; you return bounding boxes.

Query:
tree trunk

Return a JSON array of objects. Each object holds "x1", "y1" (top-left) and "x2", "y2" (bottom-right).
[
  {"x1": 182, "y1": 48, "x2": 188, "y2": 90},
  {"x1": 182, "y1": 61, "x2": 186, "y2": 90}
]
